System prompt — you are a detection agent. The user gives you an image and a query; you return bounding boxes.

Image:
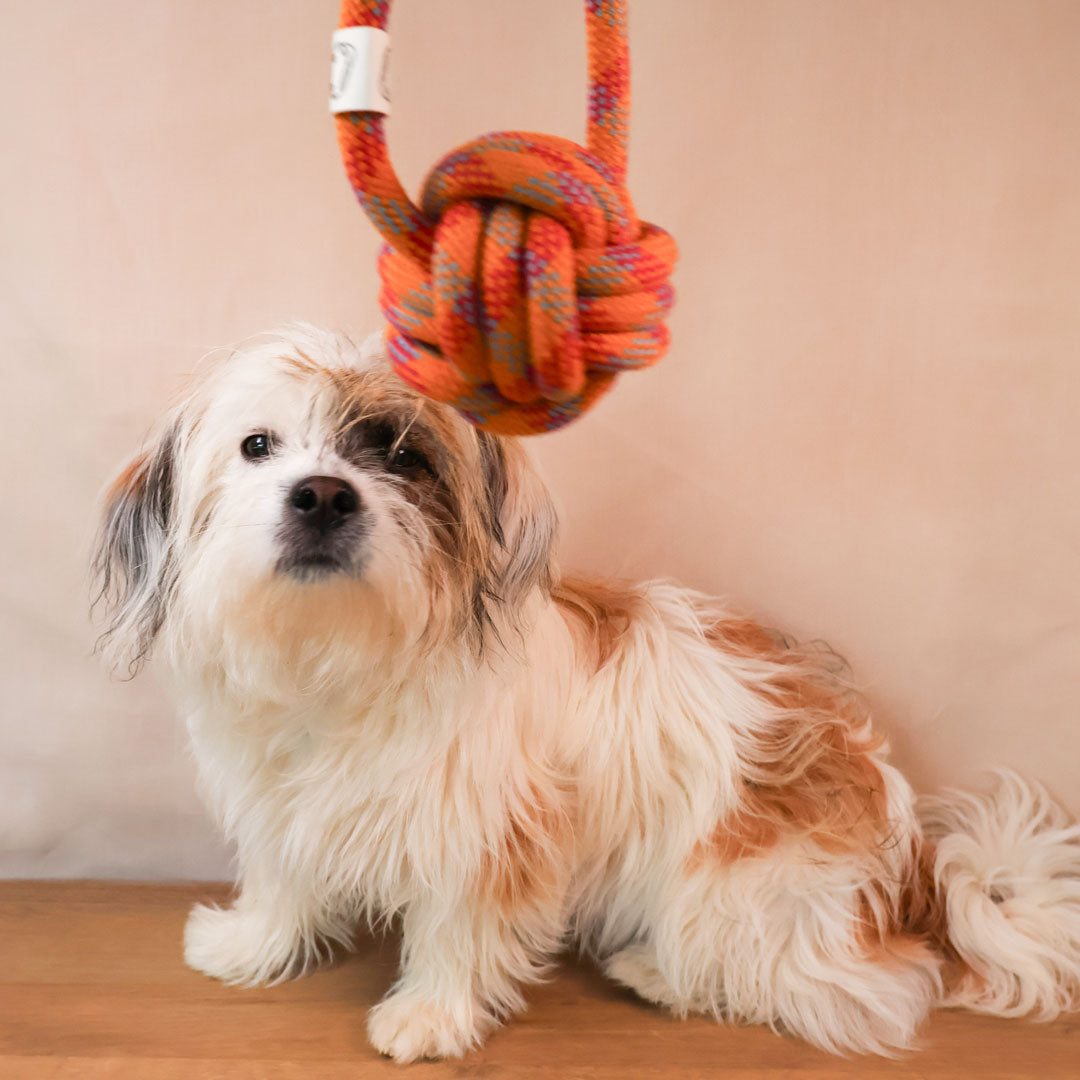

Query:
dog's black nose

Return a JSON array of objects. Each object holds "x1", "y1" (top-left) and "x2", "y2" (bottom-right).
[{"x1": 288, "y1": 475, "x2": 359, "y2": 533}]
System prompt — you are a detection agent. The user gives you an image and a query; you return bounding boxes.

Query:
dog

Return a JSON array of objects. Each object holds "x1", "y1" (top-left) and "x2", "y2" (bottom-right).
[{"x1": 93, "y1": 325, "x2": 1080, "y2": 1061}]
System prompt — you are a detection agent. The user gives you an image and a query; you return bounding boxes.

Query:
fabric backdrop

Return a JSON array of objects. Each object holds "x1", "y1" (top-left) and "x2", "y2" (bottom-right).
[{"x1": 1, "y1": 0, "x2": 1077, "y2": 878}]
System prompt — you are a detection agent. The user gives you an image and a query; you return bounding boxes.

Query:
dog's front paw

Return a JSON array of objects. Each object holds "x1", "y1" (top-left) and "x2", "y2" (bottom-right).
[
  {"x1": 367, "y1": 990, "x2": 490, "y2": 1062},
  {"x1": 183, "y1": 901, "x2": 297, "y2": 986}
]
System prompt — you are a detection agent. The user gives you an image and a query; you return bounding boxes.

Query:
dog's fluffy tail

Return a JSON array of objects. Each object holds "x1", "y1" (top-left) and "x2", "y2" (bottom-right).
[{"x1": 918, "y1": 769, "x2": 1080, "y2": 1019}]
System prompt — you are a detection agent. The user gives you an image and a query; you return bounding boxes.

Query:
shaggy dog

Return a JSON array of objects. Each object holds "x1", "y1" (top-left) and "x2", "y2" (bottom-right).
[{"x1": 94, "y1": 326, "x2": 1080, "y2": 1061}]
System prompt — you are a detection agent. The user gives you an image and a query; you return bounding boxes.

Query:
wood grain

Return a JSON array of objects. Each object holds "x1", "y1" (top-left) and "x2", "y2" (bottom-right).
[{"x1": 1, "y1": 881, "x2": 1076, "y2": 1078}]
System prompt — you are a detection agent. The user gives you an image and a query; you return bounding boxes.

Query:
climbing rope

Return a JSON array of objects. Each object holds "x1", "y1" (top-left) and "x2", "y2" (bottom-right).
[{"x1": 334, "y1": 0, "x2": 677, "y2": 435}]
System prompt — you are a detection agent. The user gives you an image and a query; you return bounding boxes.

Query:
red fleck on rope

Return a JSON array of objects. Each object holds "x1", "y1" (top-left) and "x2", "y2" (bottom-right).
[{"x1": 335, "y1": 0, "x2": 677, "y2": 435}]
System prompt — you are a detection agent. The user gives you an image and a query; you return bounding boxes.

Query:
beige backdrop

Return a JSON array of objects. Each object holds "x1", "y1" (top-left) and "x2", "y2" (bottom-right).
[{"x1": 1, "y1": 0, "x2": 1077, "y2": 878}]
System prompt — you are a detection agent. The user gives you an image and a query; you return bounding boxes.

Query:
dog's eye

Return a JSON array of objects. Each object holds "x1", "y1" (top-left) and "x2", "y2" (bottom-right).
[
  {"x1": 388, "y1": 445, "x2": 430, "y2": 475},
  {"x1": 241, "y1": 433, "x2": 273, "y2": 461}
]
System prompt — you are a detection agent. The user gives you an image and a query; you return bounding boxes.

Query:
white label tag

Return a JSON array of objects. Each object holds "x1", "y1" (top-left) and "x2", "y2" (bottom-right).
[{"x1": 330, "y1": 27, "x2": 391, "y2": 115}]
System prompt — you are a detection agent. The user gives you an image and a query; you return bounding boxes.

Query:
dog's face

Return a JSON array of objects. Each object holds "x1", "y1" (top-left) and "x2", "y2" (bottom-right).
[{"x1": 94, "y1": 328, "x2": 556, "y2": 691}]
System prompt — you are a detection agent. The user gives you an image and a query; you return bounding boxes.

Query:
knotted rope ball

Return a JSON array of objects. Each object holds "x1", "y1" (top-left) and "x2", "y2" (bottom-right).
[{"x1": 334, "y1": 0, "x2": 678, "y2": 435}]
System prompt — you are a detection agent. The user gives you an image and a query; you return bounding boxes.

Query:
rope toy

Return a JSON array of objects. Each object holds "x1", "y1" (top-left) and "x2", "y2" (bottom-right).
[{"x1": 332, "y1": 0, "x2": 678, "y2": 435}]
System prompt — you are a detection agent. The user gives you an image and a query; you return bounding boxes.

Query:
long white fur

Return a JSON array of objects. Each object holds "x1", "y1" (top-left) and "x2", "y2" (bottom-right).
[
  {"x1": 920, "y1": 771, "x2": 1080, "y2": 1020},
  {"x1": 94, "y1": 326, "x2": 1080, "y2": 1061}
]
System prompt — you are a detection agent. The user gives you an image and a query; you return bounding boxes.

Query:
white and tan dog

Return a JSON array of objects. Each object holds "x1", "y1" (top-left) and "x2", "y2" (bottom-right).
[{"x1": 94, "y1": 326, "x2": 1080, "y2": 1061}]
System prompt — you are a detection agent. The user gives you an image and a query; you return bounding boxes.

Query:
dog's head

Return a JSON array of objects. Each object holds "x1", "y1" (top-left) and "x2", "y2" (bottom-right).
[{"x1": 93, "y1": 327, "x2": 557, "y2": 691}]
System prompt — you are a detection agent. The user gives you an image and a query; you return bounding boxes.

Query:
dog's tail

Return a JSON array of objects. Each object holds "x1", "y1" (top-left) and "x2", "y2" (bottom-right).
[{"x1": 918, "y1": 769, "x2": 1080, "y2": 1019}]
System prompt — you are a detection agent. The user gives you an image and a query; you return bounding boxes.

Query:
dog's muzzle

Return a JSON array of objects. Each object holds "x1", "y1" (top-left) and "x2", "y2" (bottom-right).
[{"x1": 276, "y1": 474, "x2": 366, "y2": 579}]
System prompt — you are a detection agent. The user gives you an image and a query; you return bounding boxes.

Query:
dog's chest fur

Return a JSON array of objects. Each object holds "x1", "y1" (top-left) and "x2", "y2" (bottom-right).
[{"x1": 181, "y1": 657, "x2": 574, "y2": 916}]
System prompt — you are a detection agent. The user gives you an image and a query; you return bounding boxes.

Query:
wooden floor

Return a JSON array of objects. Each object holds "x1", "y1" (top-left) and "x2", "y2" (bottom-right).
[{"x1": 1, "y1": 882, "x2": 1077, "y2": 1079}]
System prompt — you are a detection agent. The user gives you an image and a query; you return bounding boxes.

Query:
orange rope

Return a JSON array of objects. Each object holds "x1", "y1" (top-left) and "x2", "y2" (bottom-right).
[{"x1": 335, "y1": 0, "x2": 677, "y2": 435}]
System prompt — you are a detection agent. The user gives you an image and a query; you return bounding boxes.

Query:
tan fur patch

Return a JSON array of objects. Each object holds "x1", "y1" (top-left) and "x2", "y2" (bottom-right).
[
  {"x1": 482, "y1": 785, "x2": 569, "y2": 914},
  {"x1": 106, "y1": 450, "x2": 149, "y2": 502},
  {"x1": 280, "y1": 350, "x2": 322, "y2": 379},
  {"x1": 856, "y1": 926, "x2": 941, "y2": 975},
  {"x1": 553, "y1": 578, "x2": 644, "y2": 670},
  {"x1": 856, "y1": 840, "x2": 946, "y2": 942},
  {"x1": 691, "y1": 616, "x2": 890, "y2": 866},
  {"x1": 695, "y1": 613, "x2": 961, "y2": 980},
  {"x1": 848, "y1": 842, "x2": 951, "y2": 981},
  {"x1": 707, "y1": 616, "x2": 789, "y2": 657}
]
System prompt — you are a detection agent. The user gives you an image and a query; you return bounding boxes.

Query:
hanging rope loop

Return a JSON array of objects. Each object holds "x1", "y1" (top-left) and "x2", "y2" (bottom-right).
[{"x1": 335, "y1": 0, "x2": 677, "y2": 434}]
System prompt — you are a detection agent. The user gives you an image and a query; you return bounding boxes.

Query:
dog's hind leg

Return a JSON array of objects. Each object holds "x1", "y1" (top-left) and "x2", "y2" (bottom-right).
[
  {"x1": 604, "y1": 941, "x2": 710, "y2": 1014},
  {"x1": 604, "y1": 848, "x2": 944, "y2": 1055}
]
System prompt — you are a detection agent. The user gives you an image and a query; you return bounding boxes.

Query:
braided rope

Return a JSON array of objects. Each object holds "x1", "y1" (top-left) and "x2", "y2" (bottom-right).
[{"x1": 335, "y1": 0, "x2": 677, "y2": 435}]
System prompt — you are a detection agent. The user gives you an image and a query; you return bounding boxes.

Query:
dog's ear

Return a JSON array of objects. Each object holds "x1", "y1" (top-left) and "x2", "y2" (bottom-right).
[
  {"x1": 92, "y1": 421, "x2": 180, "y2": 675},
  {"x1": 478, "y1": 434, "x2": 558, "y2": 610}
]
